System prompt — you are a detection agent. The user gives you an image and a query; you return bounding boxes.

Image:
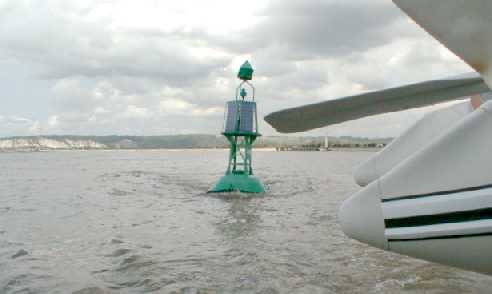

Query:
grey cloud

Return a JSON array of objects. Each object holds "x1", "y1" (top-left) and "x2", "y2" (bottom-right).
[
  {"x1": 217, "y1": 0, "x2": 410, "y2": 59},
  {"x1": 0, "y1": 0, "x2": 474, "y2": 137},
  {"x1": 0, "y1": 2, "x2": 228, "y2": 87}
]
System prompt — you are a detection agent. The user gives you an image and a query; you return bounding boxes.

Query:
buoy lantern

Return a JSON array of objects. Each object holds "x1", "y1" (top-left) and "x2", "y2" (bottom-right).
[{"x1": 209, "y1": 61, "x2": 265, "y2": 193}]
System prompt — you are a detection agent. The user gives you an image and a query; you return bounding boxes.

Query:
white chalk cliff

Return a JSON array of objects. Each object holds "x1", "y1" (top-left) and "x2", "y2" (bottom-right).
[{"x1": 0, "y1": 137, "x2": 107, "y2": 151}]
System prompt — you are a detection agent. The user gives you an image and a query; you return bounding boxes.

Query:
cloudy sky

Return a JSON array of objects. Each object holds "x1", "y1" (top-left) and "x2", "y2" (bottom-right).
[{"x1": 0, "y1": 0, "x2": 472, "y2": 138}]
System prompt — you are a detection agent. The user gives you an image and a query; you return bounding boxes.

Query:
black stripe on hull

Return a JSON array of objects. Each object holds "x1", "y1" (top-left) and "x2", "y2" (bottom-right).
[
  {"x1": 382, "y1": 183, "x2": 492, "y2": 203},
  {"x1": 385, "y1": 207, "x2": 492, "y2": 228},
  {"x1": 388, "y1": 232, "x2": 492, "y2": 242}
]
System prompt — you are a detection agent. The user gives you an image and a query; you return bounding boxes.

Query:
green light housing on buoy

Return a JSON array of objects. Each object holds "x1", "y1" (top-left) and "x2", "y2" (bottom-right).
[
  {"x1": 237, "y1": 60, "x2": 254, "y2": 81},
  {"x1": 209, "y1": 61, "x2": 265, "y2": 194}
]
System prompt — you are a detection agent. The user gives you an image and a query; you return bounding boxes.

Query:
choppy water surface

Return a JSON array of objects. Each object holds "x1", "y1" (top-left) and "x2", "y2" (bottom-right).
[{"x1": 1, "y1": 150, "x2": 492, "y2": 294}]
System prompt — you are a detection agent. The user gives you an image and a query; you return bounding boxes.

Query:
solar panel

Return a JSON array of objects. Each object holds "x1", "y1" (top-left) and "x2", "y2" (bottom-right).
[
  {"x1": 223, "y1": 101, "x2": 257, "y2": 133},
  {"x1": 239, "y1": 102, "x2": 255, "y2": 133},
  {"x1": 224, "y1": 101, "x2": 238, "y2": 133}
]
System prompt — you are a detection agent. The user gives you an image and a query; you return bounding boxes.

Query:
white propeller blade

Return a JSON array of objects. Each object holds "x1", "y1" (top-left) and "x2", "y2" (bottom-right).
[{"x1": 265, "y1": 73, "x2": 488, "y2": 133}]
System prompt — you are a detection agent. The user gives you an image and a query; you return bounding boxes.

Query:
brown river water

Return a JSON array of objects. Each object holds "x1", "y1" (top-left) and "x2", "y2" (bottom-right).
[{"x1": 1, "y1": 150, "x2": 491, "y2": 293}]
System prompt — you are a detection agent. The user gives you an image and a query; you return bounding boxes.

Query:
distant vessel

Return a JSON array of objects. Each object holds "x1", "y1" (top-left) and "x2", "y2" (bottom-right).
[{"x1": 319, "y1": 136, "x2": 330, "y2": 151}]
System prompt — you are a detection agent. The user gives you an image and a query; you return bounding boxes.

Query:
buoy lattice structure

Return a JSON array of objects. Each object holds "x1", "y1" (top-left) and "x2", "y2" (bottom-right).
[{"x1": 210, "y1": 61, "x2": 265, "y2": 193}]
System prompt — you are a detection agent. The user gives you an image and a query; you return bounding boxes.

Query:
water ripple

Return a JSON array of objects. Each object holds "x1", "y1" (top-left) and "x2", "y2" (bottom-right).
[{"x1": 1, "y1": 150, "x2": 491, "y2": 293}]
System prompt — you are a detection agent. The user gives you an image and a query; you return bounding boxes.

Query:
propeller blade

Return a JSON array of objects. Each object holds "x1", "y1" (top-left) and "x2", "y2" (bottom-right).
[{"x1": 265, "y1": 73, "x2": 488, "y2": 133}]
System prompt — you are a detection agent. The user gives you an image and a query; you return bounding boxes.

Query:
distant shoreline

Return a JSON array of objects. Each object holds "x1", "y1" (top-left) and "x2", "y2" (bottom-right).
[
  {"x1": 0, "y1": 147, "x2": 380, "y2": 153},
  {"x1": 0, "y1": 135, "x2": 390, "y2": 153}
]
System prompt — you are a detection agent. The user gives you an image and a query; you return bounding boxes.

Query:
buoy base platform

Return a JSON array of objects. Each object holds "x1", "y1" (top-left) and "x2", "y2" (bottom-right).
[{"x1": 209, "y1": 174, "x2": 265, "y2": 193}]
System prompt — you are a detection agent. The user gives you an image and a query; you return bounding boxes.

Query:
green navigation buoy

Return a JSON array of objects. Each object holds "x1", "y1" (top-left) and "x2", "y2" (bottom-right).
[{"x1": 210, "y1": 61, "x2": 265, "y2": 194}]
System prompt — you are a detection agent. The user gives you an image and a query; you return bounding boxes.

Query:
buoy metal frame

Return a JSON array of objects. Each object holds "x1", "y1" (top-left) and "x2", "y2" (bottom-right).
[{"x1": 209, "y1": 61, "x2": 265, "y2": 194}]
